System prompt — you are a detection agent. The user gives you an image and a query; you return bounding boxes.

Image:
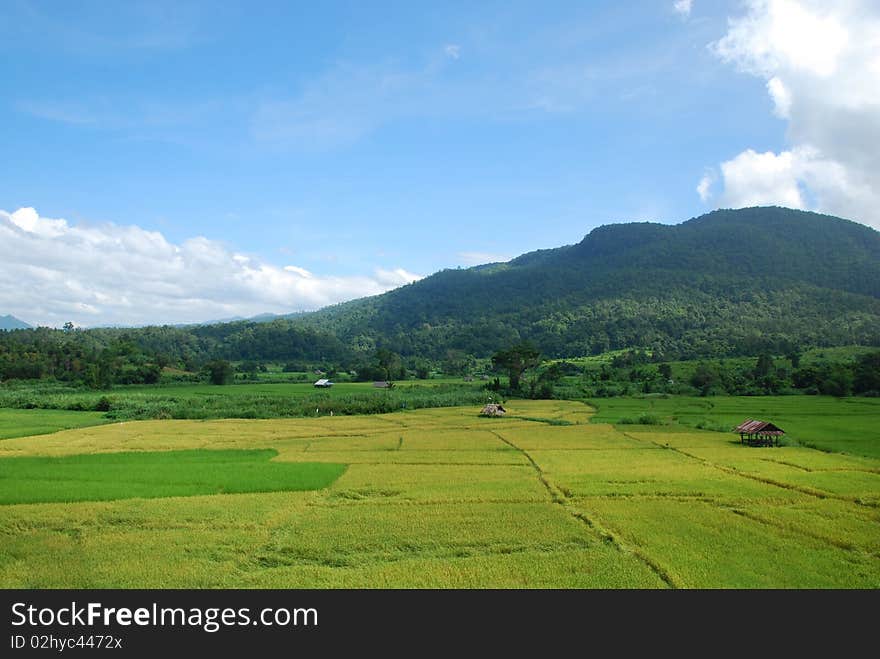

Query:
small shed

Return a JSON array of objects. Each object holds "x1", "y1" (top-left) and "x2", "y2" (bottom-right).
[
  {"x1": 734, "y1": 419, "x2": 785, "y2": 446},
  {"x1": 313, "y1": 378, "x2": 333, "y2": 388},
  {"x1": 373, "y1": 381, "x2": 393, "y2": 389},
  {"x1": 480, "y1": 403, "x2": 507, "y2": 417}
]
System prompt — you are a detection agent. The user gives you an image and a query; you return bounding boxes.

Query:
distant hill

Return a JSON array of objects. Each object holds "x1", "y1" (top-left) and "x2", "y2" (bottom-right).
[
  {"x1": 0, "y1": 315, "x2": 30, "y2": 330},
  {"x1": 292, "y1": 206, "x2": 880, "y2": 359},
  {"x1": 3, "y1": 206, "x2": 878, "y2": 371},
  {"x1": 172, "y1": 311, "x2": 302, "y2": 329}
]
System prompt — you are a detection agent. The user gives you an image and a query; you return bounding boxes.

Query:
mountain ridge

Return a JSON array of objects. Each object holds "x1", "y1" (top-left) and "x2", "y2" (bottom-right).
[
  {"x1": 288, "y1": 206, "x2": 880, "y2": 358},
  {"x1": 2, "y1": 207, "x2": 878, "y2": 367}
]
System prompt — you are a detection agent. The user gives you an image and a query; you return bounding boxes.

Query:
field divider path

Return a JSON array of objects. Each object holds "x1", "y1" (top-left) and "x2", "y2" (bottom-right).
[
  {"x1": 488, "y1": 429, "x2": 678, "y2": 589},
  {"x1": 613, "y1": 430, "x2": 880, "y2": 558},
  {"x1": 619, "y1": 431, "x2": 878, "y2": 509},
  {"x1": 757, "y1": 457, "x2": 880, "y2": 475},
  {"x1": 726, "y1": 507, "x2": 880, "y2": 558}
]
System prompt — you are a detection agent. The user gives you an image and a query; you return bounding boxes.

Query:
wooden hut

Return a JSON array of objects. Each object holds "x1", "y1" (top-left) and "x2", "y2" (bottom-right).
[
  {"x1": 734, "y1": 419, "x2": 785, "y2": 446},
  {"x1": 479, "y1": 403, "x2": 506, "y2": 417}
]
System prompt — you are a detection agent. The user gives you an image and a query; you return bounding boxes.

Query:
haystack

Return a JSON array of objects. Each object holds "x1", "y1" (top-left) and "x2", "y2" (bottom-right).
[{"x1": 479, "y1": 403, "x2": 506, "y2": 417}]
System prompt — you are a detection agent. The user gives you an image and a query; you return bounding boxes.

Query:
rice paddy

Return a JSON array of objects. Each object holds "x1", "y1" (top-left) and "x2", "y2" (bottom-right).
[
  {"x1": 0, "y1": 398, "x2": 878, "y2": 588},
  {"x1": 589, "y1": 395, "x2": 880, "y2": 458},
  {"x1": 0, "y1": 408, "x2": 108, "y2": 440},
  {"x1": 0, "y1": 450, "x2": 345, "y2": 505}
]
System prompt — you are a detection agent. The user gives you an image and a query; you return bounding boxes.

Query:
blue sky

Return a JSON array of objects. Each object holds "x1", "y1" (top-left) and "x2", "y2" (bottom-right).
[{"x1": 2, "y1": 1, "x2": 878, "y2": 326}]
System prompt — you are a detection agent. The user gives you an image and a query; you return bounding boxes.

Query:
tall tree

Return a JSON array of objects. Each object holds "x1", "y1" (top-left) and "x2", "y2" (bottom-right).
[
  {"x1": 753, "y1": 354, "x2": 774, "y2": 378},
  {"x1": 375, "y1": 348, "x2": 403, "y2": 381},
  {"x1": 205, "y1": 360, "x2": 233, "y2": 385},
  {"x1": 492, "y1": 342, "x2": 541, "y2": 390}
]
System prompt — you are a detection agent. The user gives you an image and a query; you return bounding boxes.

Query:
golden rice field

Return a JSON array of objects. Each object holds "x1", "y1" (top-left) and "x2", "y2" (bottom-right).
[{"x1": 1, "y1": 400, "x2": 878, "y2": 588}]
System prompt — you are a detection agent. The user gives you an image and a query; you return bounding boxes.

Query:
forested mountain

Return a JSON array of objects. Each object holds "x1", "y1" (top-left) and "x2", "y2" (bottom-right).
[
  {"x1": 292, "y1": 207, "x2": 880, "y2": 359},
  {"x1": 2, "y1": 206, "x2": 879, "y2": 385}
]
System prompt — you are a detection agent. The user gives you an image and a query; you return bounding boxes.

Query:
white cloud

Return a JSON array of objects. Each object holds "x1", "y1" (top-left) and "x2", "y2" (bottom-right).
[
  {"x1": 713, "y1": 0, "x2": 848, "y2": 78},
  {"x1": 673, "y1": 1, "x2": 693, "y2": 18},
  {"x1": 696, "y1": 172, "x2": 715, "y2": 202},
  {"x1": 718, "y1": 148, "x2": 805, "y2": 208},
  {"x1": 444, "y1": 44, "x2": 461, "y2": 59},
  {"x1": 283, "y1": 265, "x2": 313, "y2": 278},
  {"x1": 766, "y1": 76, "x2": 792, "y2": 118},
  {"x1": 701, "y1": 0, "x2": 880, "y2": 228},
  {"x1": 6, "y1": 207, "x2": 68, "y2": 237},
  {"x1": 457, "y1": 252, "x2": 511, "y2": 266},
  {"x1": 374, "y1": 268, "x2": 422, "y2": 287},
  {"x1": 0, "y1": 208, "x2": 423, "y2": 327}
]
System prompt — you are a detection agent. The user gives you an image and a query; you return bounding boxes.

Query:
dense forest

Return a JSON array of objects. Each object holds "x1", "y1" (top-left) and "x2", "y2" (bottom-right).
[
  {"x1": 1, "y1": 206, "x2": 879, "y2": 388},
  {"x1": 294, "y1": 206, "x2": 880, "y2": 359},
  {"x1": 0, "y1": 321, "x2": 352, "y2": 386}
]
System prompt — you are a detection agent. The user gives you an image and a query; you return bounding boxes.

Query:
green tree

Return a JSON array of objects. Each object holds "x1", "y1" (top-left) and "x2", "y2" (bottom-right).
[
  {"x1": 239, "y1": 361, "x2": 260, "y2": 379},
  {"x1": 205, "y1": 360, "x2": 233, "y2": 385},
  {"x1": 375, "y1": 348, "x2": 403, "y2": 381},
  {"x1": 492, "y1": 342, "x2": 541, "y2": 391},
  {"x1": 853, "y1": 352, "x2": 880, "y2": 394},
  {"x1": 818, "y1": 364, "x2": 853, "y2": 397},
  {"x1": 690, "y1": 362, "x2": 721, "y2": 396},
  {"x1": 753, "y1": 354, "x2": 774, "y2": 378},
  {"x1": 412, "y1": 358, "x2": 431, "y2": 380},
  {"x1": 658, "y1": 363, "x2": 672, "y2": 380}
]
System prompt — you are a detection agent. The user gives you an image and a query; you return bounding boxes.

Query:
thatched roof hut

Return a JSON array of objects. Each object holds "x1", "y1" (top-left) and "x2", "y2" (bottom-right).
[
  {"x1": 734, "y1": 419, "x2": 785, "y2": 446},
  {"x1": 480, "y1": 403, "x2": 506, "y2": 417}
]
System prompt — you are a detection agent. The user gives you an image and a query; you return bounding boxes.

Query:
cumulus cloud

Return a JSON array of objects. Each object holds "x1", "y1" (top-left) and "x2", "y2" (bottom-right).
[
  {"x1": 673, "y1": 1, "x2": 693, "y2": 18},
  {"x1": 0, "y1": 208, "x2": 422, "y2": 327},
  {"x1": 701, "y1": 0, "x2": 880, "y2": 228},
  {"x1": 718, "y1": 148, "x2": 805, "y2": 208},
  {"x1": 444, "y1": 44, "x2": 461, "y2": 59},
  {"x1": 713, "y1": 0, "x2": 849, "y2": 78}
]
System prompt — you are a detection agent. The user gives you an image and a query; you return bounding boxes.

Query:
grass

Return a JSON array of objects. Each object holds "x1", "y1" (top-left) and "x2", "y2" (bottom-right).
[
  {"x1": 0, "y1": 449, "x2": 345, "y2": 505},
  {"x1": 0, "y1": 380, "x2": 491, "y2": 420},
  {"x1": 0, "y1": 408, "x2": 108, "y2": 440},
  {"x1": 0, "y1": 398, "x2": 877, "y2": 588},
  {"x1": 588, "y1": 395, "x2": 880, "y2": 458}
]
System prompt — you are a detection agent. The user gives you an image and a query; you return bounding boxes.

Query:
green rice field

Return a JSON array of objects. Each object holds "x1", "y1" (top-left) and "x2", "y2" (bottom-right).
[
  {"x1": 0, "y1": 398, "x2": 878, "y2": 588},
  {"x1": 0, "y1": 408, "x2": 109, "y2": 440},
  {"x1": 0, "y1": 449, "x2": 345, "y2": 505}
]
